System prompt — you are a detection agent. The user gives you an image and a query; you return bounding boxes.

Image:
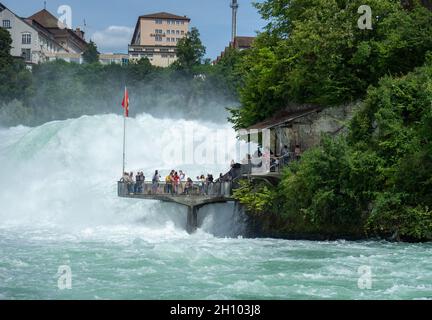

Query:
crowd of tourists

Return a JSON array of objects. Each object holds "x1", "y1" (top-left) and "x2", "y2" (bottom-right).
[
  {"x1": 120, "y1": 169, "x2": 230, "y2": 196},
  {"x1": 120, "y1": 145, "x2": 302, "y2": 195}
]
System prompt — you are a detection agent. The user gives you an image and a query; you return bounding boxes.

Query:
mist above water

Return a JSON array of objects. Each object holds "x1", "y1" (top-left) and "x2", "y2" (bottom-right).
[
  {"x1": 0, "y1": 113, "x2": 245, "y2": 237},
  {"x1": 1, "y1": 114, "x2": 431, "y2": 300}
]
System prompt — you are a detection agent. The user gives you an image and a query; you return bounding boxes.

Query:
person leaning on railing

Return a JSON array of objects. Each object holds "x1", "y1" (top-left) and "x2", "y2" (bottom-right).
[
  {"x1": 135, "y1": 172, "x2": 145, "y2": 193},
  {"x1": 152, "y1": 170, "x2": 161, "y2": 194},
  {"x1": 184, "y1": 178, "x2": 193, "y2": 195},
  {"x1": 120, "y1": 172, "x2": 133, "y2": 194}
]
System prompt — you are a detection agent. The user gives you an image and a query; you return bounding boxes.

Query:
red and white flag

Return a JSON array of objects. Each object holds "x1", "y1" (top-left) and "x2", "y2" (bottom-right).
[{"x1": 121, "y1": 87, "x2": 129, "y2": 117}]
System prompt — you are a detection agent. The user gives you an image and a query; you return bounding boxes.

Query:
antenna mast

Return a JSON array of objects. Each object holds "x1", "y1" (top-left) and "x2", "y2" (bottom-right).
[{"x1": 230, "y1": 0, "x2": 239, "y2": 42}]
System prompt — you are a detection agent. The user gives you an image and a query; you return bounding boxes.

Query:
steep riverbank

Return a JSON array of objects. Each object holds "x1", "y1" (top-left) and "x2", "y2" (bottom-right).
[{"x1": 233, "y1": 59, "x2": 432, "y2": 243}]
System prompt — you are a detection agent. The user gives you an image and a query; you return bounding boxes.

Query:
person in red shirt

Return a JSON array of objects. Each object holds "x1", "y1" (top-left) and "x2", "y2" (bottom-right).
[{"x1": 173, "y1": 172, "x2": 180, "y2": 194}]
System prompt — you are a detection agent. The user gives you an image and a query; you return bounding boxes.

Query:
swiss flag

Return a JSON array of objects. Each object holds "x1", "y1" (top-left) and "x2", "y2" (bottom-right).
[{"x1": 121, "y1": 87, "x2": 129, "y2": 117}]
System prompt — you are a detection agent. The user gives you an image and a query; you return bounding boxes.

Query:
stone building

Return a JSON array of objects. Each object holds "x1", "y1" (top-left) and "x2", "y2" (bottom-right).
[{"x1": 239, "y1": 103, "x2": 359, "y2": 173}]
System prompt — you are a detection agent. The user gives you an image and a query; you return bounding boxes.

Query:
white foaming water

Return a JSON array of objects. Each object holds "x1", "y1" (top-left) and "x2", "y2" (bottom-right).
[
  {"x1": 0, "y1": 113, "x2": 242, "y2": 237},
  {"x1": 1, "y1": 114, "x2": 431, "y2": 300}
]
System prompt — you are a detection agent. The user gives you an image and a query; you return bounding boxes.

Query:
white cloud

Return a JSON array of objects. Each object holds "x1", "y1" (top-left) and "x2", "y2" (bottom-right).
[{"x1": 91, "y1": 26, "x2": 134, "y2": 53}]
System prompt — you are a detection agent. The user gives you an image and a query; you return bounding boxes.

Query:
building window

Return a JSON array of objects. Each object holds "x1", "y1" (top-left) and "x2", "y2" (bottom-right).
[
  {"x1": 155, "y1": 35, "x2": 162, "y2": 41},
  {"x1": 155, "y1": 29, "x2": 163, "y2": 34},
  {"x1": 167, "y1": 30, "x2": 170, "y2": 35},
  {"x1": 181, "y1": 21, "x2": 185, "y2": 25},
  {"x1": 181, "y1": 31, "x2": 185, "y2": 35},
  {"x1": 167, "y1": 38, "x2": 170, "y2": 42},
  {"x1": 2, "y1": 20, "x2": 11, "y2": 29},
  {"x1": 176, "y1": 21, "x2": 180, "y2": 25},
  {"x1": 171, "y1": 37, "x2": 175, "y2": 42},
  {"x1": 21, "y1": 48, "x2": 31, "y2": 61},
  {"x1": 176, "y1": 30, "x2": 180, "y2": 35},
  {"x1": 155, "y1": 19, "x2": 162, "y2": 24},
  {"x1": 22, "y1": 33, "x2": 32, "y2": 45}
]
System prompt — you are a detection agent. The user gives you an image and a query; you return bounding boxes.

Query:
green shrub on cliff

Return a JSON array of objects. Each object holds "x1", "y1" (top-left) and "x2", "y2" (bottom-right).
[
  {"x1": 235, "y1": 56, "x2": 432, "y2": 241},
  {"x1": 232, "y1": 179, "x2": 277, "y2": 215}
]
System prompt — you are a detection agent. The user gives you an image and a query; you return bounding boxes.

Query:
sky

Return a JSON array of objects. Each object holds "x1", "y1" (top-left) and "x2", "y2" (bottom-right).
[{"x1": 3, "y1": 0, "x2": 267, "y2": 59}]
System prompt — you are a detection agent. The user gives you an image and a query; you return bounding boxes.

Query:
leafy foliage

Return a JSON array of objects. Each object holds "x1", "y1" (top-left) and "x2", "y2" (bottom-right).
[
  {"x1": 0, "y1": 28, "x2": 241, "y2": 127},
  {"x1": 0, "y1": 28, "x2": 32, "y2": 104},
  {"x1": 82, "y1": 40, "x2": 99, "y2": 64},
  {"x1": 174, "y1": 27, "x2": 206, "y2": 70},
  {"x1": 236, "y1": 57, "x2": 432, "y2": 241},
  {"x1": 231, "y1": 0, "x2": 432, "y2": 129},
  {"x1": 232, "y1": 179, "x2": 277, "y2": 215}
]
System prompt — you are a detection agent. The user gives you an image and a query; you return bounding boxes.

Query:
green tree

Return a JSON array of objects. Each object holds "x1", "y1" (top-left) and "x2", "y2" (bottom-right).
[
  {"x1": 0, "y1": 27, "x2": 32, "y2": 104},
  {"x1": 82, "y1": 40, "x2": 99, "y2": 64},
  {"x1": 175, "y1": 27, "x2": 206, "y2": 69},
  {"x1": 0, "y1": 27, "x2": 12, "y2": 64},
  {"x1": 231, "y1": 0, "x2": 432, "y2": 129},
  {"x1": 237, "y1": 55, "x2": 432, "y2": 241}
]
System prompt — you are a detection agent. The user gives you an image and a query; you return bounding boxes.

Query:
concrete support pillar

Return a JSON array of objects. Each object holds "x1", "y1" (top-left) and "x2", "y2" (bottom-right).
[{"x1": 186, "y1": 206, "x2": 198, "y2": 234}]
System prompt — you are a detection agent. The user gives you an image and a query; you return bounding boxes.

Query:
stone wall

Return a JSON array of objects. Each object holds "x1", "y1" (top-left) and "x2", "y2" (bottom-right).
[{"x1": 272, "y1": 102, "x2": 360, "y2": 155}]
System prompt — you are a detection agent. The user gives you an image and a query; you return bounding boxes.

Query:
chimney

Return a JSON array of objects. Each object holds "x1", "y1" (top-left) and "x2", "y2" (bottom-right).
[{"x1": 74, "y1": 27, "x2": 84, "y2": 39}]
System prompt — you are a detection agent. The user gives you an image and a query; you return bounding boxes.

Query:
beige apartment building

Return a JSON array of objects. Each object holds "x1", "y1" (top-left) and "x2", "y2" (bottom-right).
[{"x1": 129, "y1": 12, "x2": 190, "y2": 67}]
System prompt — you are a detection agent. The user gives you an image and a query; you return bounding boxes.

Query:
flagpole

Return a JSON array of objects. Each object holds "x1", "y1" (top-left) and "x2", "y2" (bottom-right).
[{"x1": 122, "y1": 86, "x2": 126, "y2": 176}]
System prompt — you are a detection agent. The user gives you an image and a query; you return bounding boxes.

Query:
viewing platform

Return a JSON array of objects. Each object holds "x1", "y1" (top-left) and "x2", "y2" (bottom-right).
[
  {"x1": 117, "y1": 181, "x2": 234, "y2": 233},
  {"x1": 116, "y1": 160, "x2": 290, "y2": 233}
]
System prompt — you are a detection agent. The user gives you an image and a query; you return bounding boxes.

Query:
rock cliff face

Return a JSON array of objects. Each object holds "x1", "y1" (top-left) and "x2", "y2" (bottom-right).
[
  {"x1": 268, "y1": 102, "x2": 360, "y2": 156},
  {"x1": 243, "y1": 102, "x2": 364, "y2": 240},
  {"x1": 291, "y1": 102, "x2": 360, "y2": 150}
]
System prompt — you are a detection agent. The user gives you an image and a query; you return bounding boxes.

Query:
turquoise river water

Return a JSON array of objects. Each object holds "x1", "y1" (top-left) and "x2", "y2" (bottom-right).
[{"x1": 0, "y1": 114, "x2": 431, "y2": 299}]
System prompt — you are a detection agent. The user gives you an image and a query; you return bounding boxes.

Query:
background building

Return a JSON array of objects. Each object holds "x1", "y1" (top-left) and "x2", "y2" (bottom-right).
[
  {"x1": 214, "y1": 36, "x2": 255, "y2": 64},
  {"x1": 0, "y1": 3, "x2": 66, "y2": 65},
  {"x1": 129, "y1": 12, "x2": 190, "y2": 67},
  {"x1": 28, "y1": 9, "x2": 88, "y2": 54}
]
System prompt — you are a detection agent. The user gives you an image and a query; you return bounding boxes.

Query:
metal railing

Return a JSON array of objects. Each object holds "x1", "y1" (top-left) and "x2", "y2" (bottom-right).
[
  {"x1": 118, "y1": 180, "x2": 233, "y2": 198},
  {"x1": 240, "y1": 152, "x2": 298, "y2": 175}
]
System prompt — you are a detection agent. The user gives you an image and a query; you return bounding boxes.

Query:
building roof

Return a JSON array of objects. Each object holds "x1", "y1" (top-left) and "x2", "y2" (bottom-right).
[
  {"x1": 233, "y1": 36, "x2": 255, "y2": 49},
  {"x1": 48, "y1": 27, "x2": 88, "y2": 46},
  {"x1": 27, "y1": 8, "x2": 87, "y2": 49},
  {"x1": 0, "y1": 3, "x2": 66, "y2": 49},
  {"x1": 139, "y1": 12, "x2": 190, "y2": 21},
  {"x1": 25, "y1": 18, "x2": 68, "y2": 51},
  {"x1": 246, "y1": 106, "x2": 322, "y2": 130},
  {"x1": 131, "y1": 12, "x2": 190, "y2": 45},
  {"x1": 28, "y1": 9, "x2": 65, "y2": 29},
  {"x1": 213, "y1": 36, "x2": 256, "y2": 64}
]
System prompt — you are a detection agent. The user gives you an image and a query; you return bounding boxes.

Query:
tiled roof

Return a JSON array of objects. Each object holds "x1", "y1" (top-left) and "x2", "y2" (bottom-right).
[
  {"x1": 233, "y1": 36, "x2": 255, "y2": 49},
  {"x1": 139, "y1": 12, "x2": 190, "y2": 21},
  {"x1": 246, "y1": 107, "x2": 322, "y2": 130},
  {"x1": 28, "y1": 9, "x2": 65, "y2": 29}
]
